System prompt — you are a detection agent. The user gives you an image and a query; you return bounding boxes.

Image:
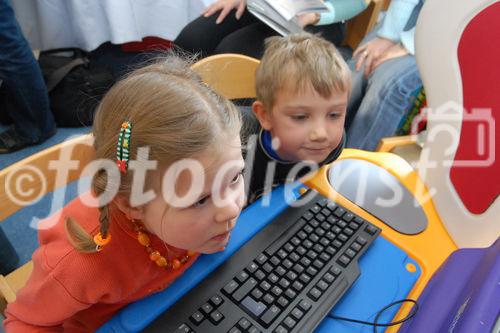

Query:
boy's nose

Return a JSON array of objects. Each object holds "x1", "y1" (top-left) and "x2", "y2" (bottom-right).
[{"x1": 309, "y1": 125, "x2": 327, "y2": 141}]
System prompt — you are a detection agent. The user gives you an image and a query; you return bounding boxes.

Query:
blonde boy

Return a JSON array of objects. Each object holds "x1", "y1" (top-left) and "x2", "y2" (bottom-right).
[{"x1": 246, "y1": 32, "x2": 351, "y2": 202}]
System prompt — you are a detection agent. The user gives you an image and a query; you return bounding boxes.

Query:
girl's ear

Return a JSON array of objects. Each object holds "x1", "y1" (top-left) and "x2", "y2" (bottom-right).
[
  {"x1": 252, "y1": 101, "x2": 273, "y2": 131},
  {"x1": 113, "y1": 195, "x2": 144, "y2": 221}
]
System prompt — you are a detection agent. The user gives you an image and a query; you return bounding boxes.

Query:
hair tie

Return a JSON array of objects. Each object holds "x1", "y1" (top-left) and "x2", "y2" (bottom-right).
[
  {"x1": 116, "y1": 121, "x2": 132, "y2": 173},
  {"x1": 94, "y1": 232, "x2": 111, "y2": 252}
]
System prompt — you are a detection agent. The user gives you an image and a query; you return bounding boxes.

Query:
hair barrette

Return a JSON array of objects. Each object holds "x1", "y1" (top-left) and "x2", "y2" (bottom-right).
[{"x1": 116, "y1": 121, "x2": 132, "y2": 173}]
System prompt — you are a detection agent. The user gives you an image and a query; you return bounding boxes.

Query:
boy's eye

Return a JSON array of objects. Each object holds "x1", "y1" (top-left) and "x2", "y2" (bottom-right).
[
  {"x1": 193, "y1": 196, "x2": 210, "y2": 208},
  {"x1": 291, "y1": 114, "x2": 307, "y2": 121},
  {"x1": 328, "y1": 112, "x2": 341, "y2": 119}
]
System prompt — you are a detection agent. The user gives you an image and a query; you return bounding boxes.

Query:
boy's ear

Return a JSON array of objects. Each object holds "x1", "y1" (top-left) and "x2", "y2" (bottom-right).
[
  {"x1": 113, "y1": 195, "x2": 144, "y2": 221},
  {"x1": 252, "y1": 101, "x2": 273, "y2": 131}
]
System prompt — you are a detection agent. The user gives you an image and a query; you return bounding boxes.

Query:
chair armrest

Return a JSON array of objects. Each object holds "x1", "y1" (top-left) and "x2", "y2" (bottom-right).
[
  {"x1": 0, "y1": 261, "x2": 34, "y2": 314},
  {"x1": 376, "y1": 134, "x2": 418, "y2": 152}
]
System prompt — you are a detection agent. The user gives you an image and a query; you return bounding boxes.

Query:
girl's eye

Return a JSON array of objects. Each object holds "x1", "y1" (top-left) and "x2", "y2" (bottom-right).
[
  {"x1": 193, "y1": 196, "x2": 209, "y2": 208},
  {"x1": 231, "y1": 171, "x2": 244, "y2": 184}
]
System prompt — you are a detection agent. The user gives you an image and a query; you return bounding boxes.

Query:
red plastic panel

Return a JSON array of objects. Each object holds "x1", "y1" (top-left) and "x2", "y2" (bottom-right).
[{"x1": 453, "y1": 2, "x2": 500, "y2": 214}]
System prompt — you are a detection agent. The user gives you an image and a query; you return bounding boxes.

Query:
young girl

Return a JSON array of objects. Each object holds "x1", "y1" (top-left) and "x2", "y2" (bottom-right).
[{"x1": 3, "y1": 56, "x2": 246, "y2": 332}]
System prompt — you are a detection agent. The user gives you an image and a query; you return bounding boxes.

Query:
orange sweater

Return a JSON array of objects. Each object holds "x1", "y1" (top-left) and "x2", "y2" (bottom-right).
[{"x1": 3, "y1": 193, "x2": 198, "y2": 332}]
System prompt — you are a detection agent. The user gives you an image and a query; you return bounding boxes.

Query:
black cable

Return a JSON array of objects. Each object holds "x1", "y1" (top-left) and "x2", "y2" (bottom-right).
[{"x1": 327, "y1": 299, "x2": 419, "y2": 333}]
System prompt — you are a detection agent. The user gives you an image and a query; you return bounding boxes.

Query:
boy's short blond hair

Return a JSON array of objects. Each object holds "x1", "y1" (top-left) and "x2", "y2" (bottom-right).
[{"x1": 255, "y1": 33, "x2": 351, "y2": 110}]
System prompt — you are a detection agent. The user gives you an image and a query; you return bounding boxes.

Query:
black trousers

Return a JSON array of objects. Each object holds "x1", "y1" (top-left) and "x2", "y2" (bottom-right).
[{"x1": 174, "y1": 9, "x2": 345, "y2": 59}]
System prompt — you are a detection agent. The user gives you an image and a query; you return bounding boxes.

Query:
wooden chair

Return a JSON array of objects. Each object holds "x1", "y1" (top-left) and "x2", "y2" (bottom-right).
[
  {"x1": 191, "y1": 53, "x2": 259, "y2": 99},
  {"x1": 0, "y1": 134, "x2": 94, "y2": 314}
]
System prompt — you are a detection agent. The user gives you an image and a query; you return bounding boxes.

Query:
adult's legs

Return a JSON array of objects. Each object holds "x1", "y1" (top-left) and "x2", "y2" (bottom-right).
[
  {"x1": 0, "y1": 0, "x2": 56, "y2": 151},
  {"x1": 346, "y1": 55, "x2": 422, "y2": 151},
  {"x1": 174, "y1": 9, "x2": 259, "y2": 57}
]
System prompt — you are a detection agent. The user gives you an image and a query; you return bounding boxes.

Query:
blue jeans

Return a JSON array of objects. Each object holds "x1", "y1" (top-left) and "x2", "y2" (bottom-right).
[
  {"x1": 0, "y1": 0, "x2": 55, "y2": 143},
  {"x1": 346, "y1": 30, "x2": 422, "y2": 151}
]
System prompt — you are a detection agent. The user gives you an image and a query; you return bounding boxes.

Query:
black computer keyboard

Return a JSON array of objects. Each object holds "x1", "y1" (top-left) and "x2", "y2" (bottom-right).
[{"x1": 144, "y1": 190, "x2": 381, "y2": 333}]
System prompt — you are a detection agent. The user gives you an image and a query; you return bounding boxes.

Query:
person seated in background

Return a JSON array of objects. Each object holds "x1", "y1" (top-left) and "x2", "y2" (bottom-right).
[
  {"x1": 0, "y1": 0, "x2": 56, "y2": 154},
  {"x1": 174, "y1": 0, "x2": 369, "y2": 59},
  {"x1": 345, "y1": 0, "x2": 424, "y2": 151},
  {"x1": 244, "y1": 33, "x2": 350, "y2": 203}
]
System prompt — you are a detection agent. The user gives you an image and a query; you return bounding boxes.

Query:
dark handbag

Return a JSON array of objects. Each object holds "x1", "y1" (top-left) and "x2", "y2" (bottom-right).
[{"x1": 38, "y1": 48, "x2": 115, "y2": 127}]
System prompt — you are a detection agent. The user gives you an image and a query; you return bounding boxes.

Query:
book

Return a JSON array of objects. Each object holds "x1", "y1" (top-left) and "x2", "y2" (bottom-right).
[{"x1": 247, "y1": 0, "x2": 330, "y2": 36}]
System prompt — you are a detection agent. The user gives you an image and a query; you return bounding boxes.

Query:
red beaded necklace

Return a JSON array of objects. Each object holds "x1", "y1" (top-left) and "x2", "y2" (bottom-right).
[{"x1": 133, "y1": 222, "x2": 196, "y2": 270}]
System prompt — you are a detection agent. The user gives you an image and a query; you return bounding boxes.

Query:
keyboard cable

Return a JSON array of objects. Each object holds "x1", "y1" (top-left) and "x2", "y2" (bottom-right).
[{"x1": 327, "y1": 298, "x2": 419, "y2": 333}]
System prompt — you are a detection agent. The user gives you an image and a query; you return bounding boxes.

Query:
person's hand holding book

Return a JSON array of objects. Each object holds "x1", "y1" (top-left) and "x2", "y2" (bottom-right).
[{"x1": 203, "y1": 0, "x2": 247, "y2": 24}]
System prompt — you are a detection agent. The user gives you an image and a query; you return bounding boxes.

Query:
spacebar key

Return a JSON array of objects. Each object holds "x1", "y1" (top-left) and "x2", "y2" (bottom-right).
[{"x1": 241, "y1": 296, "x2": 267, "y2": 317}]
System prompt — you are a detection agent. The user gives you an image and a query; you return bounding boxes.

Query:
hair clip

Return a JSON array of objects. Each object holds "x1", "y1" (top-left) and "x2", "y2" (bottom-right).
[{"x1": 116, "y1": 121, "x2": 132, "y2": 173}]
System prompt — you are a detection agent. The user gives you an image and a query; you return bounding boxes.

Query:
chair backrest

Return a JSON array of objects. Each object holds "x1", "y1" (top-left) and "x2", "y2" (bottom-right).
[
  {"x1": 415, "y1": 0, "x2": 500, "y2": 247},
  {"x1": 191, "y1": 53, "x2": 260, "y2": 99},
  {"x1": 344, "y1": 0, "x2": 385, "y2": 50},
  {"x1": 0, "y1": 133, "x2": 95, "y2": 312}
]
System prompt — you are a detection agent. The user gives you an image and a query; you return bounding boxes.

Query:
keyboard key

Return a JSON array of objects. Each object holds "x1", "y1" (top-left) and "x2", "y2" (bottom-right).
[
  {"x1": 309, "y1": 219, "x2": 320, "y2": 228},
  {"x1": 321, "y1": 221, "x2": 331, "y2": 230},
  {"x1": 277, "y1": 296, "x2": 289, "y2": 308},
  {"x1": 233, "y1": 278, "x2": 257, "y2": 302},
  {"x1": 356, "y1": 236, "x2": 368, "y2": 245},
  {"x1": 270, "y1": 256, "x2": 280, "y2": 266},
  {"x1": 283, "y1": 316, "x2": 297, "y2": 329},
  {"x1": 251, "y1": 288, "x2": 263, "y2": 300},
  {"x1": 304, "y1": 225, "x2": 313, "y2": 234},
  {"x1": 303, "y1": 240, "x2": 313, "y2": 249},
  {"x1": 261, "y1": 305, "x2": 281, "y2": 325},
  {"x1": 175, "y1": 323, "x2": 192, "y2": 333},
  {"x1": 275, "y1": 266, "x2": 286, "y2": 276},
  {"x1": 329, "y1": 266, "x2": 342, "y2": 276},
  {"x1": 350, "y1": 242, "x2": 362, "y2": 252},
  {"x1": 285, "y1": 271, "x2": 297, "y2": 281},
  {"x1": 248, "y1": 326, "x2": 261, "y2": 333},
  {"x1": 256, "y1": 253, "x2": 268, "y2": 265},
  {"x1": 269, "y1": 273, "x2": 279, "y2": 284},
  {"x1": 297, "y1": 231, "x2": 307, "y2": 240},
  {"x1": 366, "y1": 225, "x2": 378, "y2": 235},
  {"x1": 334, "y1": 207, "x2": 346, "y2": 217},
  {"x1": 190, "y1": 311, "x2": 204, "y2": 325},
  {"x1": 319, "y1": 237, "x2": 330, "y2": 247},
  {"x1": 325, "y1": 231, "x2": 336, "y2": 241},
  {"x1": 209, "y1": 310, "x2": 224, "y2": 324},
  {"x1": 303, "y1": 211, "x2": 314, "y2": 221},
  {"x1": 325, "y1": 246, "x2": 337, "y2": 256},
  {"x1": 337, "y1": 220, "x2": 347, "y2": 229},
  {"x1": 306, "y1": 266, "x2": 318, "y2": 277},
  {"x1": 271, "y1": 286, "x2": 283, "y2": 297},
  {"x1": 210, "y1": 294, "x2": 224, "y2": 307},
  {"x1": 310, "y1": 205, "x2": 321, "y2": 214},
  {"x1": 305, "y1": 250, "x2": 317, "y2": 261},
  {"x1": 332, "y1": 240, "x2": 343, "y2": 249},
  {"x1": 315, "y1": 213, "x2": 326, "y2": 222},
  {"x1": 238, "y1": 318, "x2": 251, "y2": 330},
  {"x1": 308, "y1": 287, "x2": 322, "y2": 301},
  {"x1": 322, "y1": 272, "x2": 335, "y2": 283},
  {"x1": 260, "y1": 281, "x2": 271, "y2": 291},
  {"x1": 343, "y1": 227, "x2": 354, "y2": 236},
  {"x1": 345, "y1": 248, "x2": 356, "y2": 258},
  {"x1": 290, "y1": 237, "x2": 301, "y2": 246},
  {"x1": 247, "y1": 262, "x2": 258, "y2": 273},
  {"x1": 291, "y1": 308, "x2": 305, "y2": 320},
  {"x1": 318, "y1": 198, "x2": 328, "y2": 207},
  {"x1": 298, "y1": 299, "x2": 312, "y2": 312},
  {"x1": 263, "y1": 263, "x2": 273, "y2": 273},
  {"x1": 223, "y1": 280, "x2": 239, "y2": 295},
  {"x1": 288, "y1": 252, "x2": 300, "y2": 262},
  {"x1": 299, "y1": 273, "x2": 311, "y2": 284},
  {"x1": 338, "y1": 234, "x2": 348, "y2": 243},
  {"x1": 241, "y1": 297, "x2": 267, "y2": 317},
  {"x1": 332, "y1": 226, "x2": 342, "y2": 234},
  {"x1": 319, "y1": 252, "x2": 331, "y2": 262},
  {"x1": 229, "y1": 326, "x2": 242, "y2": 333},
  {"x1": 313, "y1": 244, "x2": 324, "y2": 253},
  {"x1": 326, "y1": 202, "x2": 337, "y2": 211},
  {"x1": 299, "y1": 257, "x2": 311, "y2": 268},
  {"x1": 279, "y1": 278, "x2": 291, "y2": 289},
  {"x1": 312, "y1": 259, "x2": 324, "y2": 270},
  {"x1": 348, "y1": 221, "x2": 360, "y2": 230},
  {"x1": 296, "y1": 246, "x2": 307, "y2": 255},
  {"x1": 255, "y1": 269, "x2": 266, "y2": 281},
  {"x1": 354, "y1": 216, "x2": 364, "y2": 223},
  {"x1": 343, "y1": 213, "x2": 354, "y2": 222},
  {"x1": 284, "y1": 288, "x2": 297, "y2": 299},
  {"x1": 277, "y1": 249, "x2": 288, "y2": 259},
  {"x1": 263, "y1": 293, "x2": 275, "y2": 305},
  {"x1": 284, "y1": 243, "x2": 294, "y2": 252},
  {"x1": 293, "y1": 264, "x2": 305, "y2": 274},
  {"x1": 314, "y1": 227, "x2": 325, "y2": 237},
  {"x1": 316, "y1": 280, "x2": 329, "y2": 291},
  {"x1": 274, "y1": 325, "x2": 288, "y2": 333},
  {"x1": 236, "y1": 270, "x2": 250, "y2": 283},
  {"x1": 308, "y1": 233, "x2": 319, "y2": 243},
  {"x1": 337, "y1": 255, "x2": 351, "y2": 267},
  {"x1": 292, "y1": 281, "x2": 304, "y2": 292},
  {"x1": 200, "y1": 302, "x2": 213, "y2": 314},
  {"x1": 282, "y1": 259, "x2": 293, "y2": 269}
]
